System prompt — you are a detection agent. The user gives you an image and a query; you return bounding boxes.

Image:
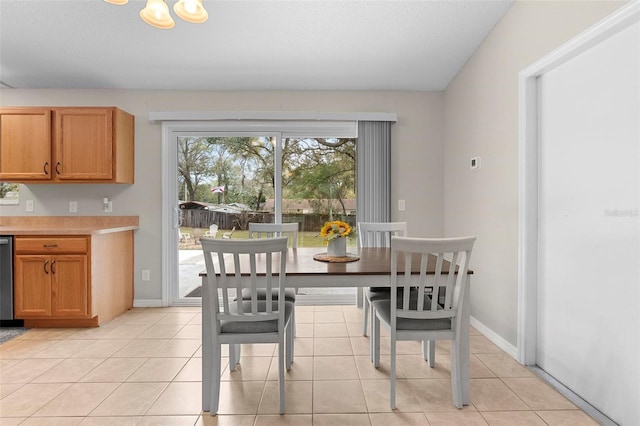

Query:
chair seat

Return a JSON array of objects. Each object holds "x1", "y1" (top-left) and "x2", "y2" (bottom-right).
[
  {"x1": 221, "y1": 301, "x2": 294, "y2": 334},
  {"x1": 241, "y1": 288, "x2": 296, "y2": 303},
  {"x1": 371, "y1": 298, "x2": 451, "y2": 331}
]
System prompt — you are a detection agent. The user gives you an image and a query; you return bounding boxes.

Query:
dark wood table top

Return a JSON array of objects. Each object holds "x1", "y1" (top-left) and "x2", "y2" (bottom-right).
[{"x1": 201, "y1": 247, "x2": 471, "y2": 277}]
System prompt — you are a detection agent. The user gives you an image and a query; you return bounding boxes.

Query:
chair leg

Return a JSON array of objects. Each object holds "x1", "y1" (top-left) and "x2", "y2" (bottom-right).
[
  {"x1": 286, "y1": 319, "x2": 294, "y2": 369},
  {"x1": 450, "y1": 339, "x2": 463, "y2": 409},
  {"x1": 362, "y1": 292, "x2": 369, "y2": 336},
  {"x1": 370, "y1": 303, "x2": 379, "y2": 362},
  {"x1": 210, "y1": 343, "x2": 221, "y2": 415},
  {"x1": 369, "y1": 304, "x2": 378, "y2": 360},
  {"x1": 229, "y1": 344, "x2": 240, "y2": 371},
  {"x1": 390, "y1": 334, "x2": 397, "y2": 410},
  {"x1": 292, "y1": 307, "x2": 296, "y2": 338},
  {"x1": 278, "y1": 337, "x2": 286, "y2": 414},
  {"x1": 373, "y1": 314, "x2": 381, "y2": 368},
  {"x1": 422, "y1": 340, "x2": 436, "y2": 367}
]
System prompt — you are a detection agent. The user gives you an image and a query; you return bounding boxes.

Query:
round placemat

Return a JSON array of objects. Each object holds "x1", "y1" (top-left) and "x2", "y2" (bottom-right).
[{"x1": 313, "y1": 252, "x2": 360, "y2": 263}]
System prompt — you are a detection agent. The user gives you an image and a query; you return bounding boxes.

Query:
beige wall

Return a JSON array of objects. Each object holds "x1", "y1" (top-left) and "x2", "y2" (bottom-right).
[
  {"x1": 0, "y1": 90, "x2": 444, "y2": 302},
  {"x1": 443, "y1": 1, "x2": 626, "y2": 346}
]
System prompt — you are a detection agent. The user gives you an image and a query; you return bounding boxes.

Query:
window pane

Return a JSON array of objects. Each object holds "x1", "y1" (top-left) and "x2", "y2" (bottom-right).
[
  {"x1": 281, "y1": 137, "x2": 357, "y2": 249},
  {"x1": 0, "y1": 183, "x2": 19, "y2": 205}
]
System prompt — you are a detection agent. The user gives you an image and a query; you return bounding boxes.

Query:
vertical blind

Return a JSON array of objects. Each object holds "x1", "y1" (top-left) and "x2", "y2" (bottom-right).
[{"x1": 356, "y1": 121, "x2": 392, "y2": 223}]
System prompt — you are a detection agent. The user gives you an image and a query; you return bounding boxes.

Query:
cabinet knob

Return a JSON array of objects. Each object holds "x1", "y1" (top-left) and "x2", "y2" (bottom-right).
[
  {"x1": 44, "y1": 162, "x2": 49, "y2": 175},
  {"x1": 44, "y1": 260, "x2": 49, "y2": 274},
  {"x1": 43, "y1": 244, "x2": 58, "y2": 248},
  {"x1": 51, "y1": 260, "x2": 56, "y2": 274},
  {"x1": 55, "y1": 162, "x2": 61, "y2": 175}
]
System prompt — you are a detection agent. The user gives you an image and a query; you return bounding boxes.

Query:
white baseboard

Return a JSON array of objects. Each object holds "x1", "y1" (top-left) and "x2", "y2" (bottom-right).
[
  {"x1": 133, "y1": 299, "x2": 164, "y2": 308},
  {"x1": 530, "y1": 366, "x2": 616, "y2": 426},
  {"x1": 470, "y1": 315, "x2": 518, "y2": 359}
]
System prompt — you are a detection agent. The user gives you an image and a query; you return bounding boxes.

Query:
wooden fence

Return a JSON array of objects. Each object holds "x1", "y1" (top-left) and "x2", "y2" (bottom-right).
[{"x1": 181, "y1": 209, "x2": 355, "y2": 232}]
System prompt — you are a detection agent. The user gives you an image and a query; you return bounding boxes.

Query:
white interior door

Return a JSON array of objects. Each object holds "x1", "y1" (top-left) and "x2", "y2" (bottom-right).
[{"x1": 537, "y1": 21, "x2": 639, "y2": 426}]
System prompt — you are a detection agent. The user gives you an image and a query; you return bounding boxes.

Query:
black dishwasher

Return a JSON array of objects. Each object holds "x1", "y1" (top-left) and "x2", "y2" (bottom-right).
[{"x1": 0, "y1": 236, "x2": 22, "y2": 327}]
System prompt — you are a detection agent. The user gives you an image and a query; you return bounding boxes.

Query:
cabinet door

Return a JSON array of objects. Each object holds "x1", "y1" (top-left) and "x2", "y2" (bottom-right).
[
  {"x1": 54, "y1": 109, "x2": 113, "y2": 180},
  {"x1": 0, "y1": 109, "x2": 52, "y2": 180},
  {"x1": 14, "y1": 255, "x2": 52, "y2": 317},
  {"x1": 51, "y1": 255, "x2": 88, "y2": 317}
]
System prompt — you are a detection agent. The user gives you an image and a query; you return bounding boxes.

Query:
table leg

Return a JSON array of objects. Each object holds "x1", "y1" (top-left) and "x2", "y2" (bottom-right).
[{"x1": 356, "y1": 287, "x2": 363, "y2": 308}]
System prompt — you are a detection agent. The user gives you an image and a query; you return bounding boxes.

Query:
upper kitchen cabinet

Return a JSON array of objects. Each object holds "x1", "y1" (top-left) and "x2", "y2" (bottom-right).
[
  {"x1": 0, "y1": 108, "x2": 52, "y2": 180},
  {"x1": 0, "y1": 107, "x2": 134, "y2": 183}
]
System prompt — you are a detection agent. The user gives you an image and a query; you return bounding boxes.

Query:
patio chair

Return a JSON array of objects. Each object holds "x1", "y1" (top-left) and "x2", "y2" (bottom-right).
[
  {"x1": 203, "y1": 224, "x2": 218, "y2": 238},
  {"x1": 179, "y1": 230, "x2": 193, "y2": 243},
  {"x1": 221, "y1": 226, "x2": 235, "y2": 239},
  {"x1": 201, "y1": 237, "x2": 294, "y2": 415}
]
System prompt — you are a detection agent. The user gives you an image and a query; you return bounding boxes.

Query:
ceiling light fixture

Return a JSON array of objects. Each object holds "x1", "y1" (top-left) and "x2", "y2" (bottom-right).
[{"x1": 104, "y1": 0, "x2": 208, "y2": 30}]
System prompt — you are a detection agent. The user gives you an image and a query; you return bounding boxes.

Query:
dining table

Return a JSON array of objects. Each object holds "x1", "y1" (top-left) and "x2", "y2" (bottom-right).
[{"x1": 200, "y1": 246, "x2": 473, "y2": 412}]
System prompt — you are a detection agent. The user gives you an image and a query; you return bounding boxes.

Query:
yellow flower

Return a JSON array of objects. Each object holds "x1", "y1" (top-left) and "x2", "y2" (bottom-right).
[{"x1": 320, "y1": 220, "x2": 352, "y2": 241}]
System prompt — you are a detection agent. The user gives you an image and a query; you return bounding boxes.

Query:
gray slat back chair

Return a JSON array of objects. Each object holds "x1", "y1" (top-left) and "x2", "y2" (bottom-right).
[
  {"x1": 372, "y1": 236, "x2": 475, "y2": 409},
  {"x1": 247, "y1": 222, "x2": 299, "y2": 306},
  {"x1": 249, "y1": 222, "x2": 299, "y2": 248},
  {"x1": 357, "y1": 222, "x2": 407, "y2": 338},
  {"x1": 201, "y1": 237, "x2": 293, "y2": 414}
]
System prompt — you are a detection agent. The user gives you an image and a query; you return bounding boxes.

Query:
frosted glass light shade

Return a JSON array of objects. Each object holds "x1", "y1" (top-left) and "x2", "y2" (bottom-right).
[
  {"x1": 104, "y1": 0, "x2": 128, "y2": 5},
  {"x1": 173, "y1": 0, "x2": 208, "y2": 23},
  {"x1": 140, "y1": 0, "x2": 175, "y2": 29}
]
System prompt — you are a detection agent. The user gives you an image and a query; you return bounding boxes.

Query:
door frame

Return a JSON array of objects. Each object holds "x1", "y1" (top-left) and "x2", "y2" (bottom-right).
[{"x1": 517, "y1": 1, "x2": 639, "y2": 364}]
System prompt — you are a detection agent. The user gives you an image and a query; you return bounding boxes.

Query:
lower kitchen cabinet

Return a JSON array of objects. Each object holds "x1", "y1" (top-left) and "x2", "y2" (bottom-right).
[
  {"x1": 13, "y1": 233, "x2": 133, "y2": 327},
  {"x1": 15, "y1": 254, "x2": 87, "y2": 318}
]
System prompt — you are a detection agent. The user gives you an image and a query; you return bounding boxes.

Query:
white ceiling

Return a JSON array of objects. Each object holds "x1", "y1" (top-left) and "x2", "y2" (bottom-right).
[{"x1": 0, "y1": 0, "x2": 512, "y2": 91}]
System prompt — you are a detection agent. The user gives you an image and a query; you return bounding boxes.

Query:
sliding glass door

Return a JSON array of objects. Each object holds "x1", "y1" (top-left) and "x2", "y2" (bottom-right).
[{"x1": 171, "y1": 130, "x2": 357, "y2": 305}]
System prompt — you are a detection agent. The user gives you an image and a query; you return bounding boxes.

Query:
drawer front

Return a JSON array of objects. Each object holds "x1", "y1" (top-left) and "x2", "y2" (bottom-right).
[{"x1": 15, "y1": 237, "x2": 89, "y2": 254}]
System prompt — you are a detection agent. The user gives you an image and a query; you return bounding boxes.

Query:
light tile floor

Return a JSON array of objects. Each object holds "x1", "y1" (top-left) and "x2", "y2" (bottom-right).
[{"x1": 0, "y1": 306, "x2": 599, "y2": 425}]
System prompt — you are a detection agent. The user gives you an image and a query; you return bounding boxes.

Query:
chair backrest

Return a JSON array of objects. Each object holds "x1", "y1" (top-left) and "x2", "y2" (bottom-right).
[
  {"x1": 390, "y1": 236, "x2": 475, "y2": 328},
  {"x1": 249, "y1": 222, "x2": 299, "y2": 248},
  {"x1": 201, "y1": 237, "x2": 289, "y2": 330},
  {"x1": 357, "y1": 222, "x2": 407, "y2": 248}
]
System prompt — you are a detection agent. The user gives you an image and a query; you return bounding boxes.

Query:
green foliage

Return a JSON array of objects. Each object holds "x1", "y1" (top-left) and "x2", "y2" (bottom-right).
[
  {"x1": 177, "y1": 136, "x2": 355, "y2": 213},
  {"x1": 0, "y1": 183, "x2": 18, "y2": 198}
]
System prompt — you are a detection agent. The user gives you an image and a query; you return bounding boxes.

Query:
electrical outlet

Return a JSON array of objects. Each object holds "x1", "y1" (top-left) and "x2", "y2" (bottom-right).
[
  {"x1": 105, "y1": 201, "x2": 113, "y2": 213},
  {"x1": 69, "y1": 201, "x2": 78, "y2": 213},
  {"x1": 398, "y1": 199, "x2": 406, "y2": 211},
  {"x1": 26, "y1": 200, "x2": 34, "y2": 212},
  {"x1": 142, "y1": 270, "x2": 150, "y2": 281}
]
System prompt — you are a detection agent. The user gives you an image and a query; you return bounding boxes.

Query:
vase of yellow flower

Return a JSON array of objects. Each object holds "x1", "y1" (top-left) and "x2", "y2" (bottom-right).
[{"x1": 320, "y1": 220, "x2": 352, "y2": 257}]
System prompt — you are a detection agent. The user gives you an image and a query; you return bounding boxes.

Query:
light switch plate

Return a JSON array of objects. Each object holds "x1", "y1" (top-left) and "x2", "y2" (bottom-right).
[
  {"x1": 69, "y1": 201, "x2": 78, "y2": 213},
  {"x1": 26, "y1": 200, "x2": 34, "y2": 212},
  {"x1": 398, "y1": 199, "x2": 406, "y2": 211}
]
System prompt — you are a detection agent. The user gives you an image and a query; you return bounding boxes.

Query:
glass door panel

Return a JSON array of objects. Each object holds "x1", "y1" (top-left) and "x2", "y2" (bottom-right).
[
  {"x1": 177, "y1": 135, "x2": 276, "y2": 300},
  {"x1": 175, "y1": 134, "x2": 357, "y2": 304}
]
